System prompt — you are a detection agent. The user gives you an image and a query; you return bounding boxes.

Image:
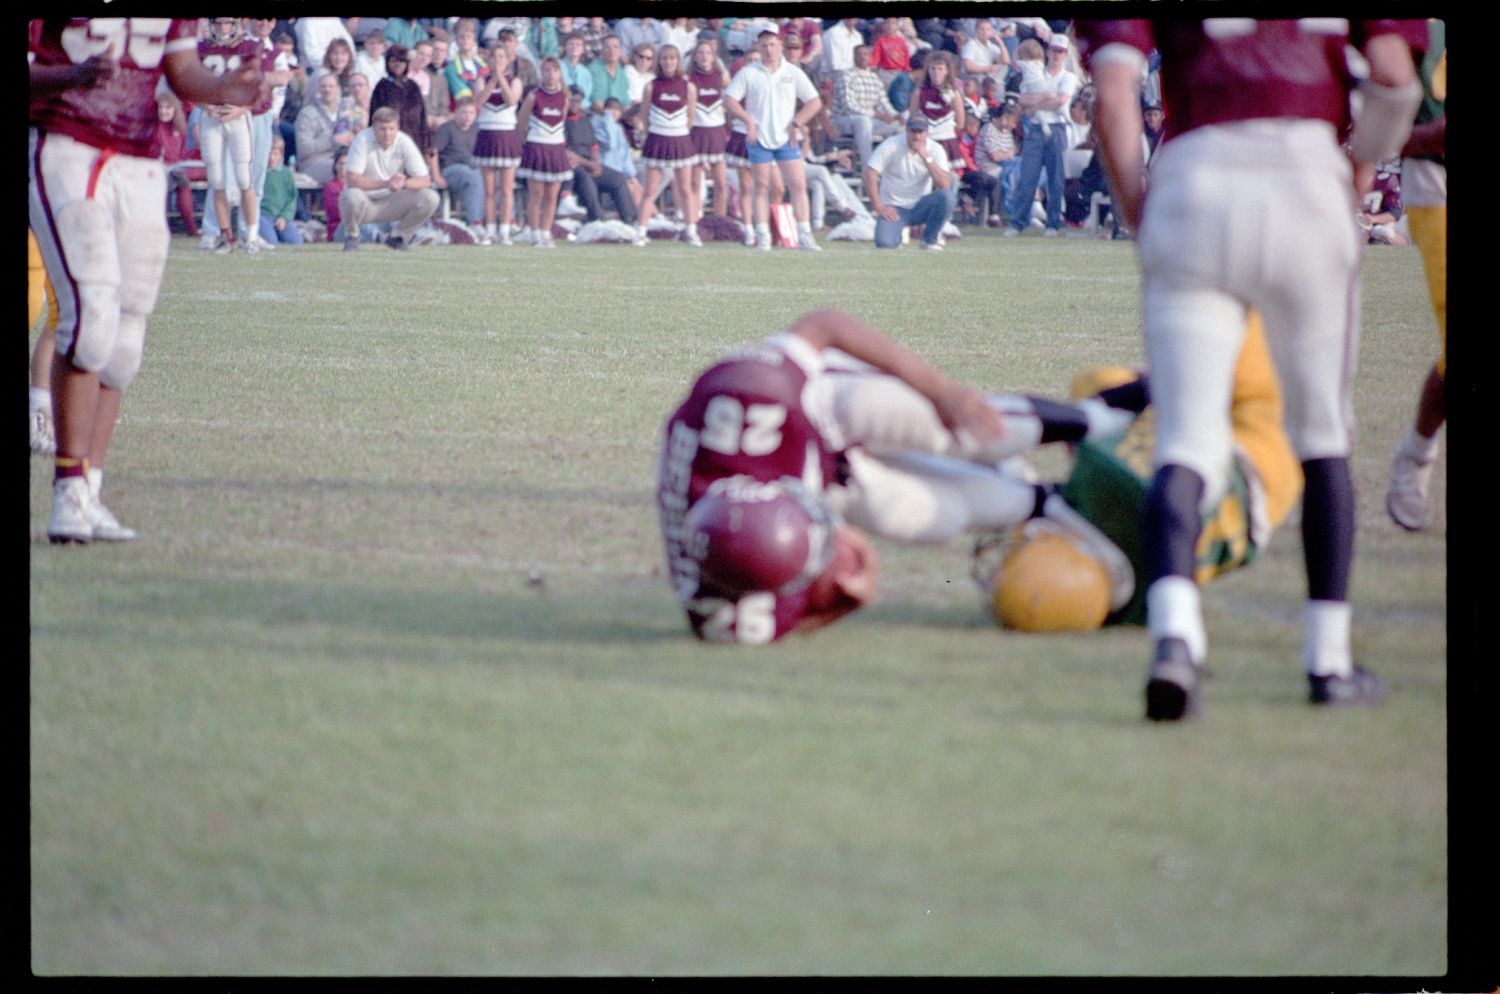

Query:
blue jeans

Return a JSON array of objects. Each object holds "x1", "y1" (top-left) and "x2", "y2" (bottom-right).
[
  {"x1": 1009, "y1": 117, "x2": 1066, "y2": 231},
  {"x1": 258, "y1": 215, "x2": 305, "y2": 244},
  {"x1": 441, "y1": 162, "x2": 485, "y2": 226},
  {"x1": 250, "y1": 111, "x2": 274, "y2": 201},
  {"x1": 874, "y1": 189, "x2": 953, "y2": 248}
]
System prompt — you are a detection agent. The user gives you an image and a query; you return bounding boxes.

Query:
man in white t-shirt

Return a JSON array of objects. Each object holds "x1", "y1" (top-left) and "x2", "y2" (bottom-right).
[
  {"x1": 862, "y1": 115, "x2": 954, "y2": 250},
  {"x1": 340, "y1": 107, "x2": 439, "y2": 250},
  {"x1": 821, "y1": 17, "x2": 864, "y2": 79},
  {"x1": 960, "y1": 19, "x2": 1009, "y2": 88},
  {"x1": 723, "y1": 30, "x2": 824, "y2": 251},
  {"x1": 1005, "y1": 33, "x2": 1077, "y2": 237}
]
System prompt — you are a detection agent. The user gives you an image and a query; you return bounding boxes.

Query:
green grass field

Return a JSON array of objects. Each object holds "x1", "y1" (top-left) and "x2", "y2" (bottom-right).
[{"x1": 29, "y1": 229, "x2": 1449, "y2": 977}]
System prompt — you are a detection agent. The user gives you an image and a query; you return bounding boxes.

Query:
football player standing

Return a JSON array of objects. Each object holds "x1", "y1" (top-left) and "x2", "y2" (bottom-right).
[
  {"x1": 198, "y1": 17, "x2": 266, "y2": 253},
  {"x1": 1077, "y1": 18, "x2": 1427, "y2": 719},
  {"x1": 30, "y1": 17, "x2": 265, "y2": 542}
]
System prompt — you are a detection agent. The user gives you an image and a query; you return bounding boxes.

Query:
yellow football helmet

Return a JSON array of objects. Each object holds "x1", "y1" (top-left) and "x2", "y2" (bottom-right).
[
  {"x1": 1068, "y1": 364, "x2": 1141, "y2": 402},
  {"x1": 992, "y1": 525, "x2": 1112, "y2": 632}
]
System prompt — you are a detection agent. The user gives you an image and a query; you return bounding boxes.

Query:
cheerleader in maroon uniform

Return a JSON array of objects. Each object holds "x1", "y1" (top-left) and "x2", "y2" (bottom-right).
[
  {"x1": 518, "y1": 57, "x2": 571, "y2": 248},
  {"x1": 910, "y1": 52, "x2": 964, "y2": 164},
  {"x1": 689, "y1": 40, "x2": 731, "y2": 221},
  {"x1": 473, "y1": 46, "x2": 523, "y2": 244},
  {"x1": 632, "y1": 45, "x2": 701, "y2": 246},
  {"x1": 909, "y1": 50, "x2": 965, "y2": 216}
]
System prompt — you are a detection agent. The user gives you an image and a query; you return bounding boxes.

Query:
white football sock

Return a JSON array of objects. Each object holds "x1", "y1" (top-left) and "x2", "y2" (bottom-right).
[
  {"x1": 1302, "y1": 600, "x2": 1353, "y2": 677},
  {"x1": 1147, "y1": 576, "x2": 1206, "y2": 665}
]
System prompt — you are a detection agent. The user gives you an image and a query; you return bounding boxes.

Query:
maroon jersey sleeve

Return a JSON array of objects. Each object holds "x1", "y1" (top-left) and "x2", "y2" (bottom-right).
[
  {"x1": 30, "y1": 18, "x2": 198, "y2": 156},
  {"x1": 656, "y1": 341, "x2": 839, "y2": 643}
]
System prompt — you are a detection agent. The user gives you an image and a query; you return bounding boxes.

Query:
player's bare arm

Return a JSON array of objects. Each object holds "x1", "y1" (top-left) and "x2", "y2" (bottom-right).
[
  {"x1": 721, "y1": 94, "x2": 756, "y2": 144},
  {"x1": 163, "y1": 47, "x2": 264, "y2": 109},
  {"x1": 788, "y1": 309, "x2": 1004, "y2": 445},
  {"x1": 1088, "y1": 58, "x2": 1146, "y2": 230},
  {"x1": 1347, "y1": 30, "x2": 1421, "y2": 193}
]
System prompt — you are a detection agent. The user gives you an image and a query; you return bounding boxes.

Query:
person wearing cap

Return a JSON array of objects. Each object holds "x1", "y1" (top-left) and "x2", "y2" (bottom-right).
[
  {"x1": 862, "y1": 115, "x2": 954, "y2": 250},
  {"x1": 780, "y1": 17, "x2": 823, "y2": 70},
  {"x1": 1143, "y1": 100, "x2": 1165, "y2": 159},
  {"x1": 723, "y1": 30, "x2": 825, "y2": 251},
  {"x1": 781, "y1": 31, "x2": 808, "y2": 71},
  {"x1": 1004, "y1": 32, "x2": 1078, "y2": 237}
]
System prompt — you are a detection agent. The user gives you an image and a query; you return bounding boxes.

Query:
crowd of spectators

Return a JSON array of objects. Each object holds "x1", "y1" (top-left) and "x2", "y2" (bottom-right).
[{"x1": 150, "y1": 15, "x2": 1341, "y2": 250}]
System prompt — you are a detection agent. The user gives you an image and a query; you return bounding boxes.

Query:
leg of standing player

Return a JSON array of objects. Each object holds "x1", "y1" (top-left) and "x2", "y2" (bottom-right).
[
  {"x1": 776, "y1": 150, "x2": 820, "y2": 250},
  {"x1": 29, "y1": 229, "x2": 59, "y2": 455},
  {"x1": 1386, "y1": 160, "x2": 1446, "y2": 531},
  {"x1": 31, "y1": 133, "x2": 167, "y2": 541}
]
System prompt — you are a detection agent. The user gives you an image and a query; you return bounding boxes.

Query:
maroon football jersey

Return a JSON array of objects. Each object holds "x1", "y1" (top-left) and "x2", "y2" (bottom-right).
[
  {"x1": 1075, "y1": 18, "x2": 1430, "y2": 144},
  {"x1": 198, "y1": 35, "x2": 259, "y2": 80},
  {"x1": 29, "y1": 18, "x2": 199, "y2": 157},
  {"x1": 657, "y1": 336, "x2": 841, "y2": 643}
]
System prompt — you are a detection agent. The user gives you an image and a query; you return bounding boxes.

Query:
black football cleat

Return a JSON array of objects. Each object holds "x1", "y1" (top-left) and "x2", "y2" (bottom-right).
[
  {"x1": 1145, "y1": 636, "x2": 1199, "y2": 722},
  {"x1": 1308, "y1": 664, "x2": 1387, "y2": 706}
]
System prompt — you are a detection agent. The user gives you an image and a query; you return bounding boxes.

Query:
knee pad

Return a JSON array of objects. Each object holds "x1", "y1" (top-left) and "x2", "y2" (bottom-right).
[
  {"x1": 117, "y1": 219, "x2": 168, "y2": 317},
  {"x1": 50, "y1": 199, "x2": 124, "y2": 370},
  {"x1": 100, "y1": 311, "x2": 146, "y2": 389},
  {"x1": 202, "y1": 124, "x2": 226, "y2": 190}
]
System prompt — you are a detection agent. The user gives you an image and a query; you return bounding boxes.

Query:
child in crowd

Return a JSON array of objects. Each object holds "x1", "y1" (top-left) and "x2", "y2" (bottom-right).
[
  {"x1": 258, "y1": 136, "x2": 304, "y2": 245},
  {"x1": 1012, "y1": 38, "x2": 1046, "y2": 98}
]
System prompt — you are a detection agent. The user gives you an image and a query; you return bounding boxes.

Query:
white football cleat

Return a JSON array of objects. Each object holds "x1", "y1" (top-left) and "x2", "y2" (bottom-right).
[
  {"x1": 742, "y1": 225, "x2": 756, "y2": 247},
  {"x1": 47, "y1": 476, "x2": 93, "y2": 544},
  {"x1": 87, "y1": 492, "x2": 138, "y2": 542},
  {"x1": 796, "y1": 232, "x2": 822, "y2": 251},
  {"x1": 756, "y1": 231, "x2": 772, "y2": 251},
  {"x1": 30, "y1": 406, "x2": 56, "y2": 456},
  {"x1": 1386, "y1": 446, "x2": 1436, "y2": 531}
]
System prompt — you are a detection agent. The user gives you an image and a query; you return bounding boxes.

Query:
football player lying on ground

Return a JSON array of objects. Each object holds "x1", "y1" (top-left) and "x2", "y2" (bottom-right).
[{"x1": 655, "y1": 308, "x2": 1141, "y2": 644}]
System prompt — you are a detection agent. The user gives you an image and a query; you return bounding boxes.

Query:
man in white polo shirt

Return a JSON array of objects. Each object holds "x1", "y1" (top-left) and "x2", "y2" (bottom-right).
[
  {"x1": 723, "y1": 30, "x2": 823, "y2": 251},
  {"x1": 340, "y1": 106, "x2": 440, "y2": 250},
  {"x1": 862, "y1": 115, "x2": 954, "y2": 250}
]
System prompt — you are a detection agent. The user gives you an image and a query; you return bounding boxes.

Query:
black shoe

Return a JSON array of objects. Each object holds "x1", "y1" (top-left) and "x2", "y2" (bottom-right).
[
  {"x1": 1145, "y1": 636, "x2": 1199, "y2": 721},
  {"x1": 386, "y1": 235, "x2": 408, "y2": 250},
  {"x1": 343, "y1": 237, "x2": 359, "y2": 252},
  {"x1": 1308, "y1": 664, "x2": 1387, "y2": 706}
]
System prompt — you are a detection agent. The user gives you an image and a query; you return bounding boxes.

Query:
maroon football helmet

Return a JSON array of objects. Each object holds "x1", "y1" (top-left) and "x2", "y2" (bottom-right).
[{"x1": 682, "y1": 475, "x2": 838, "y2": 596}]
